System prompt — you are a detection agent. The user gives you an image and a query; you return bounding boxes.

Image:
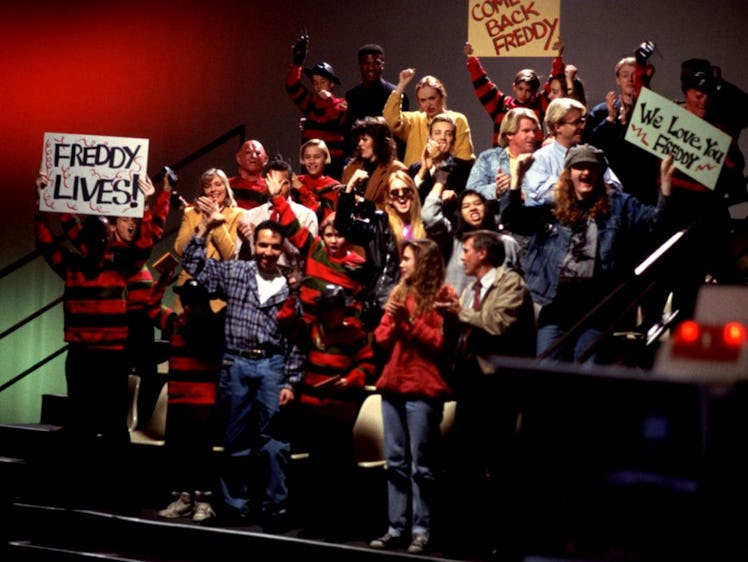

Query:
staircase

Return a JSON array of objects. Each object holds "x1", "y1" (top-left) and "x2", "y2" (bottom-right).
[{"x1": 0, "y1": 391, "x2": 467, "y2": 562}]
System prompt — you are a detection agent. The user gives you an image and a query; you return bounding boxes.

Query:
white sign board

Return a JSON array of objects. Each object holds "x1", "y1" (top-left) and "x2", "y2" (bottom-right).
[
  {"x1": 625, "y1": 88, "x2": 730, "y2": 190},
  {"x1": 467, "y1": 0, "x2": 560, "y2": 57},
  {"x1": 39, "y1": 132, "x2": 149, "y2": 217}
]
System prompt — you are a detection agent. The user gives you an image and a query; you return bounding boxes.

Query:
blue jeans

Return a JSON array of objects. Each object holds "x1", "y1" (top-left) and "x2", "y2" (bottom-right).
[
  {"x1": 216, "y1": 352, "x2": 290, "y2": 515},
  {"x1": 381, "y1": 394, "x2": 443, "y2": 538},
  {"x1": 537, "y1": 323, "x2": 602, "y2": 363}
]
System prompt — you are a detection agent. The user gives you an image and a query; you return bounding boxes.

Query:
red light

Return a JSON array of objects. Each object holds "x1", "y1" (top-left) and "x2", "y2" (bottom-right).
[
  {"x1": 723, "y1": 322, "x2": 747, "y2": 347},
  {"x1": 676, "y1": 320, "x2": 701, "y2": 344}
]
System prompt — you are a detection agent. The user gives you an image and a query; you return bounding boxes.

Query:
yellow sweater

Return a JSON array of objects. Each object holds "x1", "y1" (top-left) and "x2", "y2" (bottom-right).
[{"x1": 383, "y1": 90, "x2": 475, "y2": 167}]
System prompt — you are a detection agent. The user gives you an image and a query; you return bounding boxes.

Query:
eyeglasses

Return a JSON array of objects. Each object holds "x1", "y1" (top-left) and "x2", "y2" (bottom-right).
[
  {"x1": 390, "y1": 188, "x2": 414, "y2": 199},
  {"x1": 563, "y1": 116, "x2": 587, "y2": 126}
]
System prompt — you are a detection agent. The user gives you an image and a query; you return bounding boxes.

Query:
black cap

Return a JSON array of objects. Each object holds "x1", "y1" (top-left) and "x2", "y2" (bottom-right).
[
  {"x1": 564, "y1": 144, "x2": 608, "y2": 172},
  {"x1": 304, "y1": 62, "x2": 341, "y2": 86},
  {"x1": 514, "y1": 68, "x2": 540, "y2": 90},
  {"x1": 174, "y1": 278, "x2": 209, "y2": 305},
  {"x1": 680, "y1": 59, "x2": 717, "y2": 94},
  {"x1": 315, "y1": 283, "x2": 349, "y2": 309}
]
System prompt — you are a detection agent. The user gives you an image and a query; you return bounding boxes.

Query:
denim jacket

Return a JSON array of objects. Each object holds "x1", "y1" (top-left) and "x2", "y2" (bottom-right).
[
  {"x1": 465, "y1": 146, "x2": 511, "y2": 201},
  {"x1": 500, "y1": 187, "x2": 669, "y2": 306}
]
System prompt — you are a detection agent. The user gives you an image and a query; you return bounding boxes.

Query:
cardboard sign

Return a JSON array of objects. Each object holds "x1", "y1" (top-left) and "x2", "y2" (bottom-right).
[
  {"x1": 625, "y1": 88, "x2": 730, "y2": 190},
  {"x1": 468, "y1": 0, "x2": 560, "y2": 57},
  {"x1": 39, "y1": 132, "x2": 149, "y2": 217}
]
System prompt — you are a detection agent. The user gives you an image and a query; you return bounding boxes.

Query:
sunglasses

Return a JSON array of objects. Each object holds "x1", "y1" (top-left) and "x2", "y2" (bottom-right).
[
  {"x1": 564, "y1": 116, "x2": 587, "y2": 126},
  {"x1": 390, "y1": 188, "x2": 414, "y2": 199}
]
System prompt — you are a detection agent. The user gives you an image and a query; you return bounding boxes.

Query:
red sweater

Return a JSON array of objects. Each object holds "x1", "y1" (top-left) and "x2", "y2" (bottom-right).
[
  {"x1": 148, "y1": 280, "x2": 222, "y2": 406},
  {"x1": 294, "y1": 174, "x2": 341, "y2": 222},
  {"x1": 285, "y1": 64, "x2": 347, "y2": 168},
  {"x1": 374, "y1": 292, "x2": 453, "y2": 400},
  {"x1": 229, "y1": 176, "x2": 267, "y2": 210},
  {"x1": 299, "y1": 320, "x2": 377, "y2": 420},
  {"x1": 35, "y1": 213, "x2": 129, "y2": 350},
  {"x1": 467, "y1": 55, "x2": 544, "y2": 147},
  {"x1": 273, "y1": 193, "x2": 367, "y2": 324}
]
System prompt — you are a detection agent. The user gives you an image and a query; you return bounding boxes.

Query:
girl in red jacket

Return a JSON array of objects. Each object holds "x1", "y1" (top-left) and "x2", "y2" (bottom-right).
[{"x1": 369, "y1": 238, "x2": 456, "y2": 555}]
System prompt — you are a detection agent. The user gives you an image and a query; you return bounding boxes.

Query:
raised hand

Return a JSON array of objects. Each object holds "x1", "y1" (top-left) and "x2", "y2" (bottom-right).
[
  {"x1": 36, "y1": 170, "x2": 49, "y2": 190},
  {"x1": 138, "y1": 175, "x2": 156, "y2": 199},
  {"x1": 396, "y1": 68, "x2": 416, "y2": 94},
  {"x1": 509, "y1": 153, "x2": 535, "y2": 190},
  {"x1": 659, "y1": 154, "x2": 675, "y2": 197},
  {"x1": 291, "y1": 33, "x2": 309, "y2": 66},
  {"x1": 265, "y1": 173, "x2": 284, "y2": 198}
]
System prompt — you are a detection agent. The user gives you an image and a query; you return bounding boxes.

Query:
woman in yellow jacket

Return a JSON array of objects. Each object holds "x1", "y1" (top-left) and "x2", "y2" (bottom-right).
[
  {"x1": 174, "y1": 168, "x2": 243, "y2": 312},
  {"x1": 383, "y1": 68, "x2": 475, "y2": 167}
]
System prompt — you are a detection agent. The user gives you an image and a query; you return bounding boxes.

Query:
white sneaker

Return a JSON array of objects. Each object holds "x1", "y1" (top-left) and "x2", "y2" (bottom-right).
[
  {"x1": 192, "y1": 491, "x2": 216, "y2": 522},
  {"x1": 157, "y1": 491, "x2": 193, "y2": 519}
]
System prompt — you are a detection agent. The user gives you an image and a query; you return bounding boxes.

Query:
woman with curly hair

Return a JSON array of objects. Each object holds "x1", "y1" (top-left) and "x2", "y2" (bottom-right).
[
  {"x1": 368, "y1": 238, "x2": 457, "y2": 555},
  {"x1": 341, "y1": 115, "x2": 407, "y2": 209}
]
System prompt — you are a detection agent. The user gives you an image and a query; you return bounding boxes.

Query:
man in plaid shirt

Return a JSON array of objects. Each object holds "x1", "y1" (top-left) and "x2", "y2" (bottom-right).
[{"x1": 182, "y1": 198, "x2": 305, "y2": 530}]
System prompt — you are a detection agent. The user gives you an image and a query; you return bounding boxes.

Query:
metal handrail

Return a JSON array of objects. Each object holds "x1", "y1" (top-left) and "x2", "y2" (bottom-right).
[
  {"x1": 0, "y1": 124, "x2": 245, "y2": 392},
  {"x1": 538, "y1": 224, "x2": 696, "y2": 364}
]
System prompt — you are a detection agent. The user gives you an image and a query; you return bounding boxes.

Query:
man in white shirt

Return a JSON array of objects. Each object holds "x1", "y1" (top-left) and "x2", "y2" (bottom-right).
[
  {"x1": 238, "y1": 158, "x2": 319, "y2": 272},
  {"x1": 522, "y1": 97, "x2": 622, "y2": 206}
]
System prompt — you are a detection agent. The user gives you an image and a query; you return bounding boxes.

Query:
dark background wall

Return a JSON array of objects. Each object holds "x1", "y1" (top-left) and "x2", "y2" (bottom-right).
[{"x1": 1, "y1": 0, "x2": 746, "y2": 422}]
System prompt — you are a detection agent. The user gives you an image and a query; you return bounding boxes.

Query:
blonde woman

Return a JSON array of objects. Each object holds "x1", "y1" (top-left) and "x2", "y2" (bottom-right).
[
  {"x1": 384, "y1": 69, "x2": 475, "y2": 167},
  {"x1": 334, "y1": 169, "x2": 427, "y2": 330},
  {"x1": 174, "y1": 168, "x2": 243, "y2": 312}
]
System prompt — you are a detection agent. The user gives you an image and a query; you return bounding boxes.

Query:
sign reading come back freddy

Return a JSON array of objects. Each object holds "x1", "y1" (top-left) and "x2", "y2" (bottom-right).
[
  {"x1": 39, "y1": 132, "x2": 149, "y2": 217},
  {"x1": 468, "y1": 0, "x2": 560, "y2": 57}
]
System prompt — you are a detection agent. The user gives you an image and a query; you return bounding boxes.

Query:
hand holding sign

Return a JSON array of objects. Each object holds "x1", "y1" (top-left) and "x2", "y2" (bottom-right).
[
  {"x1": 138, "y1": 175, "x2": 156, "y2": 200},
  {"x1": 659, "y1": 154, "x2": 675, "y2": 197},
  {"x1": 36, "y1": 171, "x2": 50, "y2": 206},
  {"x1": 625, "y1": 88, "x2": 731, "y2": 189},
  {"x1": 40, "y1": 132, "x2": 149, "y2": 217},
  {"x1": 468, "y1": 0, "x2": 560, "y2": 57}
]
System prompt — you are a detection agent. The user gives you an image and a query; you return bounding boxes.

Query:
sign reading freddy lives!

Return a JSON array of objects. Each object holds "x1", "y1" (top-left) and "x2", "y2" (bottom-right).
[
  {"x1": 40, "y1": 132, "x2": 149, "y2": 217},
  {"x1": 625, "y1": 88, "x2": 730, "y2": 190},
  {"x1": 468, "y1": 0, "x2": 560, "y2": 57}
]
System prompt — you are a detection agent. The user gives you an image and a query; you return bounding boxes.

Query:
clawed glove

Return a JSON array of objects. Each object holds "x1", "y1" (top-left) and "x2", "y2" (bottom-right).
[{"x1": 292, "y1": 34, "x2": 309, "y2": 66}]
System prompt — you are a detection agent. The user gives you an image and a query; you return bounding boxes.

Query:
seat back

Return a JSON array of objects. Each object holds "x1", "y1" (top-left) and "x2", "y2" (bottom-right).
[
  {"x1": 129, "y1": 382, "x2": 167, "y2": 446},
  {"x1": 352, "y1": 394, "x2": 458, "y2": 468},
  {"x1": 127, "y1": 374, "x2": 140, "y2": 431},
  {"x1": 352, "y1": 393, "x2": 385, "y2": 468}
]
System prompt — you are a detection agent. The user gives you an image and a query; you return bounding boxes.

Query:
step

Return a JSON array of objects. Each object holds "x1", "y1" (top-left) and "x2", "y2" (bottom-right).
[
  {"x1": 5, "y1": 501, "x2": 453, "y2": 562},
  {"x1": 40, "y1": 394, "x2": 70, "y2": 426},
  {"x1": 7, "y1": 541, "x2": 148, "y2": 562},
  {"x1": 0, "y1": 455, "x2": 29, "y2": 500},
  {"x1": 0, "y1": 423, "x2": 64, "y2": 460}
]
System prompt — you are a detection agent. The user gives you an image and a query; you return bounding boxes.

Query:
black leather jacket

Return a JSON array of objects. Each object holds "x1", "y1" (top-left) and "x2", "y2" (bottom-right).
[{"x1": 334, "y1": 191, "x2": 401, "y2": 323}]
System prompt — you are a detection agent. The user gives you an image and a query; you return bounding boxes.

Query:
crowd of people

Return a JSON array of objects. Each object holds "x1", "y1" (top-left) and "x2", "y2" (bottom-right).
[{"x1": 33, "y1": 33, "x2": 747, "y2": 559}]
